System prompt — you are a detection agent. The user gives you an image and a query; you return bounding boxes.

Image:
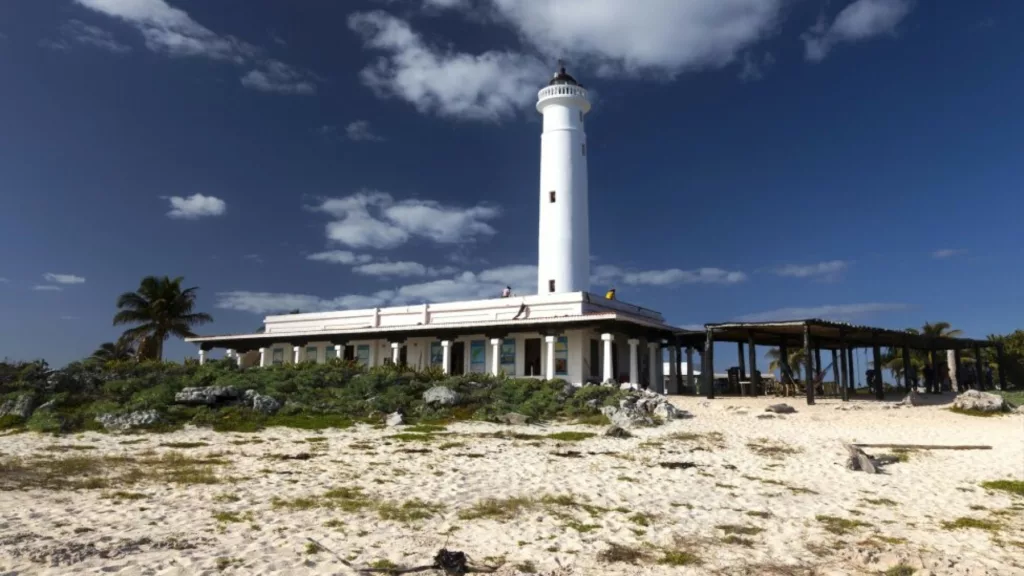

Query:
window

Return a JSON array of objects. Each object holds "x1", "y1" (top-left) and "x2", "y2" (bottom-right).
[
  {"x1": 579, "y1": 111, "x2": 583, "y2": 123},
  {"x1": 500, "y1": 338, "x2": 516, "y2": 374},
  {"x1": 305, "y1": 346, "x2": 318, "y2": 363},
  {"x1": 325, "y1": 346, "x2": 338, "y2": 361},
  {"x1": 549, "y1": 190, "x2": 556, "y2": 203},
  {"x1": 548, "y1": 279, "x2": 556, "y2": 293},
  {"x1": 344, "y1": 345, "x2": 355, "y2": 360},
  {"x1": 469, "y1": 340, "x2": 486, "y2": 373},
  {"x1": 590, "y1": 339, "x2": 600, "y2": 378},
  {"x1": 271, "y1": 348, "x2": 284, "y2": 366},
  {"x1": 355, "y1": 344, "x2": 370, "y2": 367},
  {"x1": 430, "y1": 342, "x2": 444, "y2": 367},
  {"x1": 582, "y1": 143, "x2": 586, "y2": 156},
  {"x1": 555, "y1": 336, "x2": 569, "y2": 376}
]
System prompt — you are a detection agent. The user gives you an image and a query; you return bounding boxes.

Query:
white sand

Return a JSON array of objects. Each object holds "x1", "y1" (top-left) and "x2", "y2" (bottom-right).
[{"x1": 1, "y1": 397, "x2": 1022, "y2": 575}]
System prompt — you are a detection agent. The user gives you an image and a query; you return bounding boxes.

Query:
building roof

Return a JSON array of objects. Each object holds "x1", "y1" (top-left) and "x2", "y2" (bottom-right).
[{"x1": 548, "y1": 65, "x2": 581, "y2": 87}]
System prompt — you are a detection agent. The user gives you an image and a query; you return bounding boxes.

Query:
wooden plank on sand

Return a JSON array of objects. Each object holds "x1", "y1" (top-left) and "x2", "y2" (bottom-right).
[{"x1": 852, "y1": 443, "x2": 992, "y2": 451}]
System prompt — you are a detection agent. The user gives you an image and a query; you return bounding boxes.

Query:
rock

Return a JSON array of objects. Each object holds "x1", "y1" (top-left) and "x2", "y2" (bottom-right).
[
  {"x1": 174, "y1": 386, "x2": 240, "y2": 406},
  {"x1": 35, "y1": 399, "x2": 57, "y2": 412},
  {"x1": 95, "y1": 410, "x2": 161, "y2": 432},
  {"x1": 604, "y1": 425, "x2": 631, "y2": 438},
  {"x1": 385, "y1": 411, "x2": 404, "y2": 427},
  {"x1": 835, "y1": 404, "x2": 863, "y2": 411},
  {"x1": 952, "y1": 390, "x2": 1006, "y2": 414},
  {"x1": 561, "y1": 383, "x2": 577, "y2": 398},
  {"x1": 600, "y1": 405, "x2": 654, "y2": 429},
  {"x1": 423, "y1": 386, "x2": 460, "y2": 407},
  {"x1": 766, "y1": 403, "x2": 797, "y2": 414},
  {"x1": 900, "y1": 390, "x2": 922, "y2": 407},
  {"x1": 243, "y1": 389, "x2": 281, "y2": 415},
  {"x1": 498, "y1": 412, "x2": 529, "y2": 425},
  {"x1": 652, "y1": 402, "x2": 685, "y2": 421},
  {"x1": 0, "y1": 394, "x2": 35, "y2": 420},
  {"x1": 585, "y1": 399, "x2": 600, "y2": 409}
]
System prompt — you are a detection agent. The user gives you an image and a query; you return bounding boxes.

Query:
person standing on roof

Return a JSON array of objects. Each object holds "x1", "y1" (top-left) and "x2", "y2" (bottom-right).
[
  {"x1": 605, "y1": 288, "x2": 616, "y2": 300},
  {"x1": 501, "y1": 286, "x2": 511, "y2": 298}
]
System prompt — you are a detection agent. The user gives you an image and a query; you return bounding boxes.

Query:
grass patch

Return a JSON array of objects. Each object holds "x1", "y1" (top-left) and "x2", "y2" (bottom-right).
[
  {"x1": 722, "y1": 535, "x2": 755, "y2": 547},
  {"x1": 387, "y1": 433, "x2": 436, "y2": 443},
  {"x1": 370, "y1": 559, "x2": 398, "y2": 569},
  {"x1": 458, "y1": 497, "x2": 534, "y2": 521},
  {"x1": 575, "y1": 414, "x2": 611, "y2": 426},
  {"x1": 598, "y1": 542, "x2": 648, "y2": 564},
  {"x1": 564, "y1": 520, "x2": 601, "y2": 533},
  {"x1": 667, "y1": 431, "x2": 725, "y2": 450},
  {"x1": 747, "y1": 438, "x2": 801, "y2": 459},
  {"x1": 43, "y1": 444, "x2": 96, "y2": 452},
  {"x1": 863, "y1": 498, "x2": 898, "y2": 506},
  {"x1": 514, "y1": 561, "x2": 537, "y2": 573},
  {"x1": 404, "y1": 424, "x2": 447, "y2": 434},
  {"x1": 949, "y1": 407, "x2": 1007, "y2": 418},
  {"x1": 628, "y1": 513, "x2": 654, "y2": 527},
  {"x1": 304, "y1": 436, "x2": 328, "y2": 443},
  {"x1": 545, "y1": 431, "x2": 596, "y2": 442},
  {"x1": 377, "y1": 499, "x2": 444, "y2": 523},
  {"x1": 941, "y1": 517, "x2": 1002, "y2": 531},
  {"x1": 884, "y1": 565, "x2": 915, "y2": 576},
  {"x1": 118, "y1": 439, "x2": 147, "y2": 445},
  {"x1": 0, "y1": 451, "x2": 225, "y2": 491},
  {"x1": 305, "y1": 541, "x2": 323, "y2": 555},
  {"x1": 981, "y1": 480, "x2": 1024, "y2": 496},
  {"x1": 159, "y1": 442, "x2": 209, "y2": 449},
  {"x1": 214, "y1": 493, "x2": 241, "y2": 503},
  {"x1": 746, "y1": 510, "x2": 772, "y2": 518},
  {"x1": 213, "y1": 511, "x2": 245, "y2": 523},
  {"x1": 816, "y1": 515, "x2": 871, "y2": 535},
  {"x1": 438, "y1": 442, "x2": 465, "y2": 450},
  {"x1": 717, "y1": 524, "x2": 764, "y2": 536},
  {"x1": 658, "y1": 549, "x2": 701, "y2": 566},
  {"x1": 105, "y1": 491, "x2": 147, "y2": 501}
]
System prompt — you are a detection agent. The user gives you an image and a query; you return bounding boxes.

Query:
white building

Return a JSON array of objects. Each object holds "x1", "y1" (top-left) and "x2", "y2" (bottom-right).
[{"x1": 188, "y1": 67, "x2": 686, "y2": 391}]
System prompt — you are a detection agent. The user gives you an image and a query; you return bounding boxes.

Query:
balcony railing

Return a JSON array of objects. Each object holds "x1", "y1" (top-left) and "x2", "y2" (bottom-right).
[{"x1": 538, "y1": 84, "x2": 589, "y2": 101}]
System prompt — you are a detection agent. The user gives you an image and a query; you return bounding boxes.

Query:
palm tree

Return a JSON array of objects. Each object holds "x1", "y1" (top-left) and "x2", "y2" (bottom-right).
[
  {"x1": 765, "y1": 347, "x2": 808, "y2": 382},
  {"x1": 90, "y1": 337, "x2": 135, "y2": 362},
  {"x1": 920, "y1": 322, "x2": 963, "y2": 391},
  {"x1": 113, "y1": 276, "x2": 213, "y2": 361}
]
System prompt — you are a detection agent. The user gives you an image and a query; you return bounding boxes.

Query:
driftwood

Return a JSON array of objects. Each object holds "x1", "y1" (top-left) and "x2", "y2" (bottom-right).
[
  {"x1": 306, "y1": 538, "x2": 497, "y2": 575},
  {"x1": 852, "y1": 443, "x2": 992, "y2": 451},
  {"x1": 845, "y1": 443, "x2": 877, "y2": 474}
]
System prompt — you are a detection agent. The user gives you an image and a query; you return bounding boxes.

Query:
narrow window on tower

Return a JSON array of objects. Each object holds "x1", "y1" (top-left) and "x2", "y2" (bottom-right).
[
  {"x1": 548, "y1": 279, "x2": 556, "y2": 293},
  {"x1": 582, "y1": 143, "x2": 586, "y2": 156},
  {"x1": 549, "y1": 190, "x2": 556, "y2": 203},
  {"x1": 579, "y1": 111, "x2": 583, "y2": 123}
]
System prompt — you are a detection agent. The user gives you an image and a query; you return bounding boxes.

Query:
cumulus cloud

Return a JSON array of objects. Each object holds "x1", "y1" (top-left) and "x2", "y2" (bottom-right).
[
  {"x1": 43, "y1": 19, "x2": 132, "y2": 53},
  {"x1": 354, "y1": 261, "x2": 459, "y2": 277},
  {"x1": 772, "y1": 260, "x2": 848, "y2": 281},
  {"x1": 348, "y1": 10, "x2": 546, "y2": 120},
  {"x1": 241, "y1": 60, "x2": 316, "y2": 94},
  {"x1": 311, "y1": 191, "x2": 499, "y2": 249},
  {"x1": 0, "y1": 277, "x2": 10, "y2": 283},
  {"x1": 216, "y1": 264, "x2": 536, "y2": 314},
  {"x1": 166, "y1": 193, "x2": 226, "y2": 219},
  {"x1": 735, "y1": 302, "x2": 908, "y2": 323},
  {"x1": 306, "y1": 250, "x2": 374, "y2": 265},
  {"x1": 33, "y1": 285, "x2": 64, "y2": 292},
  {"x1": 592, "y1": 264, "x2": 747, "y2": 287},
  {"x1": 345, "y1": 120, "x2": 384, "y2": 142},
  {"x1": 803, "y1": 0, "x2": 915, "y2": 62},
  {"x1": 932, "y1": 248, "x2": 967, "y2": 260},
  {"x1": 43, "y1": 273, "x2": 86, "y2": 285}
]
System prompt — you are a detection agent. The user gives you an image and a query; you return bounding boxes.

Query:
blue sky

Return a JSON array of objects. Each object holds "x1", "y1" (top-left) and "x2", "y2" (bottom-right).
[{"x1": 1, "y1": 0, "x2": 1020, "y2": 370}]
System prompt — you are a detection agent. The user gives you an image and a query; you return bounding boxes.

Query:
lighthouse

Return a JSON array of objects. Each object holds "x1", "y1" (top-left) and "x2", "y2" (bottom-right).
[{"x1": 536, "y1": 65, "x2": 591, "y2": 295}]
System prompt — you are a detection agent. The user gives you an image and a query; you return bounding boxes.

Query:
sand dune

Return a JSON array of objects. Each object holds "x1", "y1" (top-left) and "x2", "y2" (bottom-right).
[{"x1": 1, "y1": 396, "x2": 1022, "y2": 575}]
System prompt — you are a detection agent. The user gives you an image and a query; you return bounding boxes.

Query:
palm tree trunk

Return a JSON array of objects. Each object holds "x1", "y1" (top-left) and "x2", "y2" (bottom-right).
[{"x1": 946, "y1": 349, "x2": 957, "y2": 392}]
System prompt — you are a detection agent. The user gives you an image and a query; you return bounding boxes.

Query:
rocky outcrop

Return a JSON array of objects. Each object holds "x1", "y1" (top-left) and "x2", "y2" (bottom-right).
[
  {"x1": 243, "y1": 389, "x2": 281, "y2": 415},
  {"x1": 600, "y1": 390, "x2": 688, "y2": 428},
  {"x1": 604, "y1": 425, "x2": 631, "y2": 438},
  {"x1": 174, "y1": 386, "x2": 240, "y2": 406},
  {"x1": 385, "y1": 411, "x2": 404, "y2": 427},
  {"x1": 0, "y1": 394, "x2": 35, "y2": 420},
  {"x1": 95, "y1": 410, "x2": 161, "y2": 432},
  {"x1": 900, "y1": 390, "x2": 922, "y2": 407},
  {"x1": 765, "y1": 403, "x2": 797, "y2": 414},
  {"x1": 952, "y1": 390, "x2": 1007, "y2": 414},
  {"x1": 498, "y1": 412, "x2": 529, "y2": 425},
  {"x1": 423, "y1": 386, "x2": 460, "y2": 407}
]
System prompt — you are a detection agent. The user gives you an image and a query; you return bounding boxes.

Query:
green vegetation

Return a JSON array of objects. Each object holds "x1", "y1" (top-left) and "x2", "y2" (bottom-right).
[
  {"x1": 657, "y1": 549, "x2": 701, "y2": 566},
  {"x1": 884, "y1": 565, "x2": 915, "y2": 576},
  {"x1": 863, "y1": 498, "x2": 899, "y2": 506},
  {"x1": 159, "y1": 441, "x2": 209, "y2": 449},
  {"x1": 941, "y1": 517, "x2": 1002, "y2": 532},
  {"x1": 716, "y1": 524, "x2": 763, "y2": 536},
  {"x1": 747, "y1": 439, "x2": 801, "y2": 459},
  {"x1": 981, "y1": 480, "x2": 1024, "y2": 496},
  {"x1": 376, "y1": 499, "x2": 444, "y2": 523},
  {"x1": 746, "y1": 510, "x2": 772, "y2": 518},
  {"x1": 816, "y1": 515, "x2": 871, "y2": 535},
  {"x1": 0, "y1": 451, "x2": 226, "y2": 491},
  {"x1": 598, "y1": 543, "x2": 647, "y2": 564},
  {"x1": 458, "y1": 497, "x2": 536, "y2": 521},
  {"x1": 544, "y1": 431, "x2": 595, "y2": 442}
]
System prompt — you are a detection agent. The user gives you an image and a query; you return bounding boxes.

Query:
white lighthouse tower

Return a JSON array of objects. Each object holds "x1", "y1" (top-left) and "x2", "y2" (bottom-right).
[{"x1": 536, "y1": 65, "x2": 591, "y2": 295}]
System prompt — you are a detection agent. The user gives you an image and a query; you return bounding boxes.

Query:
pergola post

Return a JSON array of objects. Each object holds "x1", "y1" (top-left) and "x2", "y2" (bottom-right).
[
  {"x1": 667, "y1": 345, "x2": 679, "y2": 394},
  {"x1": 974, "y1": 344, "x2": 984, "y2": 392},
  {"x1": 953, "y1": 349, "x2": 963, "y2": 392},
  {"x1": 627, "y1": 338, "x2": 640, "y2": 385},
  {"x1": 779, "y1": 342, "x2": 790, "y2": 393},
  {"x1": 996, "y1": 344, "x2": 1007, "y2": 390},
  {"x1": 872, "y1": 341, "x2": 884, "y2": 400},
  {"x1": 839, "y1": 335, "x2": 849, "y2": 402},
  {"x1": 546, "y1": 336, "x2": 557, "y2": 380},
  {"x1": 601, "y1": 333, "x2": 615, "y2": 384},
  {"x1": 830, "y1": 349, "x2": 840, "y2": 397},
  {"x1": 929, "y1": 350, "x2": 940, "y2": 394},
  {"x1": 902, "y1": 346, "x2": 912, "y2": 394},
  {"x1": 803, "y1": 324, "x2": 815, "y2": 405},
  {"x1": 685, "y1": 346, "x2": 695, "y2": 394},
  {"x1": 737, "y1": 342, "x2": 747, "y2": 385},
  {"x1": 441, "y1": 340, "x2": 452, "y2": 375},
  {"x1": 647, "y1": 342, "x2": 659, "y2": 392},
  {"x1": 847, "y1": 347, "x2": 856, "y2": 392},
  {"x1": 259, "y1": 348, "x2": 266, "y2": 368},
  {"x1": 814, "y1": 346, "x2": 822, "y2": 384},
  {"x1": 748, "y1": 334, "x2": 760, "y2": 396},
  {"x1": 490, "y1": 338, "x2": 502, "y2": 376},
  {"x1": 293, "y1": 346, "x2": 301, "y2": 365},
  {"x1": 704, "y1": 328, "x2": 715, "y2": 399},
  {"x1": 198, "y1": 349, "x2": 206, "y2": 366}
]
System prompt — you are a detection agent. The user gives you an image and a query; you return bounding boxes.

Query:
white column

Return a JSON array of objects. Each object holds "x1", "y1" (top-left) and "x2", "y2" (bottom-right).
[
  {"x1": 545, "y1": 336, "x2": 557, "y2": 379},
  {"x1": 226, "y1": 349, "x2": 234, "y2": 360},
  {"x1": 441, "y1": 340, "x2": 452, "y2": 374},
  {"x1": 259, "y1": 348, "x2": 266, "y2": 368},
  {"x1": 648, "y1": 342, "x2": 660, "y2": 392},
  {"x1": 601, "y1": 333, "x2": 614, "y2": 383},
  {"x1": 236, "y1": 352, "x2": 244, "y2": 368},
  {"x1": 391, "y1": 342, "x2": 402, "y2": 364},
  {"x1": 667, "y1": 346, "x2": 679, "y2": 394},
  {"x1": 334, "y1": 344, "x2": 343, "y2": 362},
  {"x1": 293, "y1": 346, "x2": 301, "y2": 364},
  {"x1": 628, "y1": 338, "x2": 640, "y2": 384},
  {"x1": 490, "y1": 338, "x2": 501, "y2": 375},
  {"x1": 198, "y1": 349, "x2": 206, "y2": 365}
]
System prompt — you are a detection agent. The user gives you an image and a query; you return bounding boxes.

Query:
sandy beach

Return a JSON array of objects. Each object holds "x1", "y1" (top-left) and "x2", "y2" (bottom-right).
[{"x1": 2, "y1": 396, "x2": 1022, "y2": 575}]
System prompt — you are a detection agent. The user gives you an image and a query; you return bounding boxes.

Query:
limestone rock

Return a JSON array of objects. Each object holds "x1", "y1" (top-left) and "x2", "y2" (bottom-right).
[
  {"x1": 0, "y1": 394, "x2": 35, "y2": 420},
  {"x1": 498, "y1": 412, "x2": 529, "y2": 425},
  {"x1": 604, "y1": 425, "x2": 631, "y2": 438},
  {"x1": 174, "y1": 386, "x2": 240, "y2": 406},
  {"x1": 653, "y1": 402, "x2": 687, "y2": 421},
  {"x1": 952, "y1": 390, "x2": 1006, "y2": 414},
  {"x1": 243, "y1": 389, "x2": 281, "y2": 415},
  {"x1": 900, "y1": 390, "x2": 922, "y2": 407},
  {"x1": 423, "y1": 386, "x2": 460, "y2": 407},
  {"x1": 600, "y1": 405, "x2": 654, "y2": 429},
  {"x1": 385, "y1": 411, "x2": 404, "y2": 427},
  {"x1": 95, "y1": 410, "x2": 161, "y2": 432},
  {"x1": 766, "y1": 403, "x2": 797, "y2": 414}
]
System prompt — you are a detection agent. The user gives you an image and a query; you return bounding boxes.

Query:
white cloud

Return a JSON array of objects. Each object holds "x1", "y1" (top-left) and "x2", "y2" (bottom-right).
[
  {"x1": 593, "y1": 264, "x2": 747, "y2": 286},
  {"x1": 932, "y1": 248, "x2": 967, "y2": 260},
  {"x1": 773, "y1": 260, "x2": 848, "y2": 280},
  {"x1": 735, "y1": 302, "x2": 908, "y2": 323},
  {"x1": 803, "y1": 0, "x2": 915, "y2": 62},
  {"x1": 354, "y1": 261, "x2": 459, "y2": 277},
  {"x1": 47, "y1": 19, "x2": 132, "y2": 53},
  {"x1": 0, "y1": 277, "x2": 9, "y2": 283},
  {"x1": 738, "y1": 52, "x2": 775, "y2": 82},
  {"x1": 345, "y1": 120, "x2": 384, "y2": 142},
  {"x1": 43, "y1": 273, "x2": 86, "y2": 285},
  {"x1": 312, "y1": 191, "x2": 500, "y2": 249},
  {"x1": 166, "y1": 193, "x2": 226, "y2": 219},
  {"x1": 424, "y1": 0, "x2": 470, "y2": 8},
  {"x1": 242, "y1": 254, "x2": 264, "y2": 264},
  {"x1": 216, "y1": 263, "x2": 536, "y2": 314},
  {"x1": 306, "y1": 250, "x2": 374, "y2": 265},
  {"x1": 348, "y1": 11, "x2": 546, "y2": 120},
  {"x1": 485, "y1": 0, "x2": 784, "y2": 77},
  {"x1": 241, "y1": 60, "x2": 316, "y2": 95},
  {"x1": 33, "y1": 285, "x2": 63, "y2": 292}
]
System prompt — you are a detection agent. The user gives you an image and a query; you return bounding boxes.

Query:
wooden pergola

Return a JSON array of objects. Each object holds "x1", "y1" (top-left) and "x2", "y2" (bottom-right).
[{"x1": 670, "y1": 319, "x2": 1006, "y2": 405}]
